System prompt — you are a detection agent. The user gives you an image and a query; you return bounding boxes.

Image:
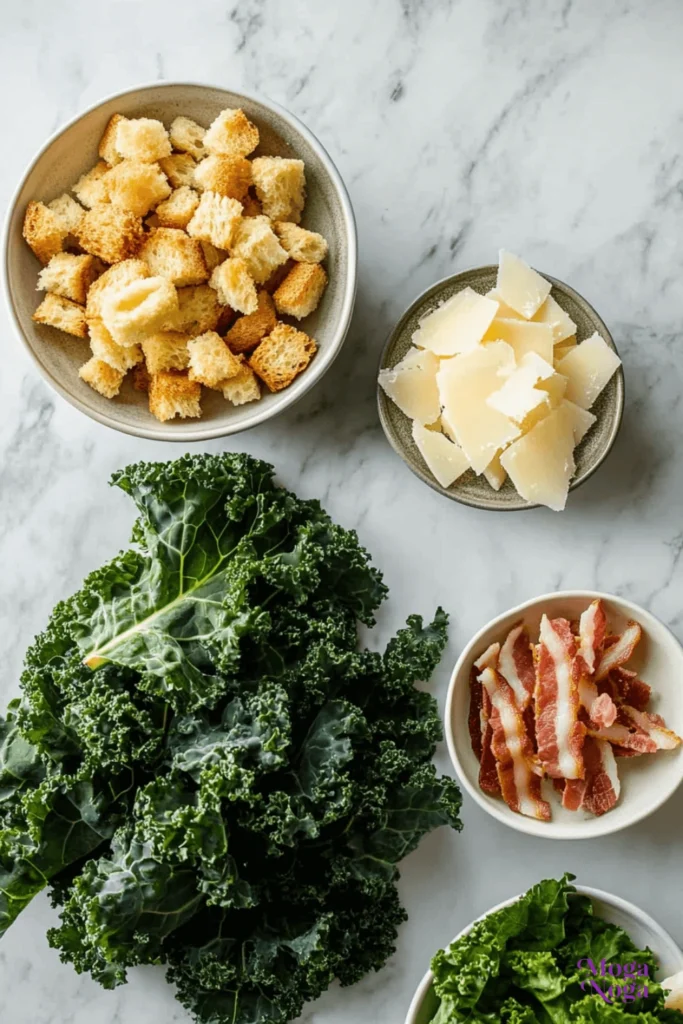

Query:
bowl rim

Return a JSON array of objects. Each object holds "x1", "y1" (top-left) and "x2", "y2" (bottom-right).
[
  {"x1": 445, "y1": 589, "x2": 683, "y2": 840},
  {"x1": 376, "y1": 264, "x2": 625, "y2": 511},
  {"x1": 1, "y1": 79, "x2": 358, "y2": 442},
  {"x1": 404, "y1": 884, "x2": 683, "y2": 1024}
]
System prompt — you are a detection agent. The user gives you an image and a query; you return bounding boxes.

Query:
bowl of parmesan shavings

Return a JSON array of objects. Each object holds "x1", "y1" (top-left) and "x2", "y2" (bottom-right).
[
  {"x1": 2, "y1": 82, "x2": 356, "y2": 440},
  {"x1": 377, "y1": 250, "x2": 624, "y2": 511}
]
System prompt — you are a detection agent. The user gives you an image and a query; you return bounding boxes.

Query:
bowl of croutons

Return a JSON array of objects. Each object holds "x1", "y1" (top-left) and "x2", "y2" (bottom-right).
[{"x1": 3, "y1": 82, "x2": 356, "y2": 439}]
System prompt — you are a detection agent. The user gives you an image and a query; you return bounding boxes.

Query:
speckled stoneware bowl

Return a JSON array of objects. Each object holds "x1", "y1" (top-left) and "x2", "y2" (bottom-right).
[
  {"x1": 377, "y1": 266, "x2": 624, "y2": 511},
  {"x1": 2, "y1": 82, "x2": 357, "y2": 441}
]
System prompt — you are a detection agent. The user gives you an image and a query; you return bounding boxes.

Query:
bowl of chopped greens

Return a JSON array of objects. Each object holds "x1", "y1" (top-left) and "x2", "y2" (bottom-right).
[{"x1": 405, "y1": 875, "x2": 683, "y2": 1024}]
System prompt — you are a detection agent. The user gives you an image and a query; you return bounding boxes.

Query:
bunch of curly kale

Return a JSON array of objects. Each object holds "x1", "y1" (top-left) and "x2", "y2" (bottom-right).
[{"x1": 0, "y1": 453, "x2": 461, "y2": 1024}]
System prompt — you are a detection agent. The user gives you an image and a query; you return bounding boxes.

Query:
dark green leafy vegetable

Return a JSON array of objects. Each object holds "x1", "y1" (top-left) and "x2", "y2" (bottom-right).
[
  {"x1": 0, "y1": 453, "x2": 461, "y2": 1024},
  {"x1": 430, "y1": 875, "x2": 681, "y2": 1023}
]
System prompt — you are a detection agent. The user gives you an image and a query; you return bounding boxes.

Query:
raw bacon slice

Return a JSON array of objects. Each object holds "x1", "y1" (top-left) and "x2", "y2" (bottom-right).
[
  {"x1": 474, "y1": 642, "x2": 500, "y2": 672},
  {"x1": 582, "y1": 736, "x2": 621, "y2": 815},
  {"x1": 588, "y1": 704, "x2": 681, "y2": 753},
  {"x1": 578, "y1": 599, "x2": 607, "y2": 674},
  {"x1": 590, "y1": 692, "x2": 617, "y2": 729},
  {"x1": 498, "y1": 624, "x2": 535, "y2": 710},
  {"x1": 606, "y1": 667, "x2": 651, "y2": 711},
  {"x1": 595, "y1": 621, "x2": 642, "y2": 681},
  {"x1": 480, "y1": 667, "x2": 550, "y2": 820},
  {"x1": 578, "y1": 676, "x2": 617, "y2": 730},
  {"x1": 535, "y1": 615, "x2": 585, "y2": 780},
  {"x1": 468, "y1": 665, "x2": 484, "y2": 762},
  {"x1": 479, "y1": 686, "x2": 501, "y2": 795}
]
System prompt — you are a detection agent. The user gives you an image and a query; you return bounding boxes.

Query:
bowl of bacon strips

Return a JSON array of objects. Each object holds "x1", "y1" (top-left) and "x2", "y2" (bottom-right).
[
  {"x1": 446, "y1": 592, "x2": 683, "y2": 838},
  {"x1": 3, "y1": 82, "x2": 356, "y2": 440}
]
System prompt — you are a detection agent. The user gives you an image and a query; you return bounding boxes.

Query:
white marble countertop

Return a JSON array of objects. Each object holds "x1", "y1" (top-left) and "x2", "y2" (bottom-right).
[{"x1": 2, "y1": 1, "x2": 683, "y2": 1022}]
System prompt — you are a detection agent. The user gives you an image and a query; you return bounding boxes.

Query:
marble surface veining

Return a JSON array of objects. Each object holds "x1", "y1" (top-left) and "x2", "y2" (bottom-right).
[{"x1": 2, "y1": 1, "x2": 683, "y2": 1021}]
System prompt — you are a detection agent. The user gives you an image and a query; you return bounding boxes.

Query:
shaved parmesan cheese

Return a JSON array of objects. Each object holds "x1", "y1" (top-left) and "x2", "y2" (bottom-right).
[
  {"x1": 561, "y1": 399, "x2": 597, "y2": 444},
  {"x1": 497, "y1": 250, "x2": 552, "y2": 319},
  {"x1": 487, "y1": 352, "x2": 555, "y2": 424},
  {"x1": 378, "y1": 347, "x2": 440, "y2": 424},
  {"x1": 500, "y1": 404, "x2": 576, "y2": 511},
  {"x1": 483, "y1": 451, "x2": 507, "y2": 491},
  {"x1": 439, "y1": 409, "x2": 457, "y2": 443},
  {"x1": 532, "y1": 293, "x2": 576, "y2": 343},
  {"x1": 484, "y1": 318, "x2": 554, "y2": 363},
  {"x1": 557, "y1": 332, "x2": 621, "y2": 410},
  {"x1": 412, "y1": 420, "x2": 470, "y2": 488},
  {"x1": 413, "y1": 287, "x2": 499, "y2": 356},
  {"x1": 554, "y1": 336, "x2": 576, "y2": 362},
  {"x1": 438, "y1": 342, "x2": 519, "y2": 473},
  {"x1": 485, "y1": 288, "x2": 521, "y2": 320},
  {"x1": 538, "y1": 372, "x2": 568, "y2": 407}
]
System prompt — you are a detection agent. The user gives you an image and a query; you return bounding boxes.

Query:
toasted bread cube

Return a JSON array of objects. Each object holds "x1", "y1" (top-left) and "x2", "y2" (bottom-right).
[
  {"x1": 187, "y1": 331, "x2": 241, "y2": 387},
  {"x1": 99, "y1": 114, "x2": 126, "y2": 165},
  {"x1": 169, "y1": 116, "x2": 206, "y2": 160},
  {"x1": 105, "y1": 159, "x2": 171, "y2": 217},
  {"x1": 274, "y1": 222, "x2": 328, "y2": 264},
  {"x1": 85, "y1": 258, "x2": 149, "y2": 319},
  {"x1": 263, "y1": 258, "x2": 294, "y2": 295},
  {"x1": 158, "y1": 153, "x2": 197, "y2": 189},
  {"x1": 33, "y1": 293, "x2": 87, "y2": 337},
  {"x1": 37, "y1": 253, "x2": 101, "y2": 305},
  {"x1": 47, "y1": 194, "x2": 85, "y2": 236},
  {"x1": 132, "y1": 362, "x2": 150, "y2": 392},
  {"x1": 200, "y1": 240, "x2": 227, "y2": 271},
  {"x1": 73, "y1": 161, "x2": 111, "y2": 208},
  {"x1": 249, "y1": 322, "x2": 316, "y2": 392},
  {"x1": 251, "y1": 157, "x2": 305, "y2": 223},
  {"x1": 231, "y1": 216, "x2": 288, "y2": 285},
  {"x1": 79, "y1": 356, "x2": 124, "y2": 398},
  {"x1": 241, "y1": 193, "x2": 263, "y2": 218},
  {"x1": 204, "y1": 108, "x2": 259, "y2": 158},
  {"x1": 101, "y1": 276, "x2": 178, "y2": 347},
  {"x1": 194, "y1": 155, "x2": 252, "y2": 200},
  {"x1": 273, "y1": 262, "x2": 327, "y2": 320},
  {"x1": 225, "y1": 290, "x2": 277, "y2": 354},
  {"x1": 145, "y1": 212, "x2": 161, "y2": 230},
  {"x1": 139, "y1": 228, "x2": 208, "y2": 287},
  {"x1": 155, "y1": 187, "x2": 200, "y2": 229},
  {"x1": 76, "y1": 204, "x2": 145, "y2": 263},
  {"x1": 149, "y1": 370, "x2": 201, "y2": 421},
  {"x1": 141, "y1": 331, "x2": 190, "y2": 374},
  {"x1": 88, "y1": 317, "x2": 143, "y2": 372},
  {"x1": 218, "y1": 357, "x2": 261, "y2": 405},
  {"x1": 166, "y1": 284, "x2": 222, "y2": 334},
  {"x1": 23, "y1": 201, "x2": 68, "y2": 265},
  {"x1": 114, "y1": 117, "x2": 171, "y2": 163},
  {"x1": 186, "y1": 191, "x2": 242, "y2": 249},
  {"x1": 210, "y1": 257, "x2": 258, "y2": 314}
]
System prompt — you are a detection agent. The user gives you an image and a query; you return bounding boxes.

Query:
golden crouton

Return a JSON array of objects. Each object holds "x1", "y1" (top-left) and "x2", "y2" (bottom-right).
[
  {"x1": 203, "y1": 108, "x2": 259, "y2": 158},
  {"x1": 141, "y1": 331, "x2": 190, "y2": 374},
  {"x1": 274, "y1": 222, "x2": 328, "y2": 263},
  {"x1": 231, "y1": 216, "x2": 288, "y2": 284},
  {"x1": 218, "y1": 358, "x2": 261, "y2": 405},
  {"x1": 169, "y1": 116, "x2": 206, "y2": 160},
  {"x1": 186, "y1": 190, "x2": 243, "y2": 249},
  {"x1": 76, "y1": 204, "x2": 145, "y2": 263},
  {"x1": 132, "y1": 362, "x2": 150, "y2": 392},
  {"x1": 263, "y1": 258, "x2": 294, "y2": 295},
  {"x1": 194, "y1": 155, "x2": 252, "y2": 200},
  {"x1": 159, "y1": 153, "x2": 197, "y2": 189},
  {"x1": 165, "y1": 284, "x2": 222, "y2": 334},
  {"x1": 79, "y1": 356, "x2": 124, "y2": 398},
  {"x1": 33, "y1": 293, "x2": 88, "y2": 337},
  {"x1": 187, "y1": 331, "x2": 241, "y2": 387},
  {"x1": 248, "y1": 322, "x2": 316, "y2": 392},
  {"x1": 149, "y1": 370, "x2": 201, "y2": 422},
  {"x1": 99, "y1": 114, "x2": 126, "y2": 165},
  {"x1": 155, "y1": 187, "x2": 200, "y2": 229},
  {"x1": 210, "y1": 257, "x2": 258, "y2": 314},
  {"x1": 37, "y1": 253, "x2": 101, "y2": 305},
  {"x1": 241, "y1": 193, "x2": 263, "y2": 218},
  {"x1": 216, "y1": 304, "x2": 238, "y2": 333},
  {"x1": 47, "y1": 194, "x2": 85, "y2": 236},
  {"x1": 225, "y1": 290, "x2": 276, "y2": 354},
  {"x1": 85, "y1": 258, "x2": 150, "y2": 319},
  {"x1": 88, "y1": 317, "x2": 143, "y2": 372},
  {"x1": 139, "y1": 228, "x2": 208, "y2": 287},
  {"x1": 22, "y1": 202, "x2": 68, "y2": 265},
  {"x1": 73, "y1": 161, "x2": 111, "y2": 208},
  {"x1": 251, "y1": 157, "x2": 305, "y2": 223},
  {"x1": 273, "y1": 262, "x2": 327, "y2": 319},
  {"x1": 114, "y1": 117, "x2": 171, "y2": 163},
  {"x1": 105, "y1": 159, "x2": 171, "y2": 217},
  {"x1": 101, "y1": 275, "x2": 178, "y2": 347},
  {"x1": 199, "y1": 240, "x2": 227, "y2": 271}
]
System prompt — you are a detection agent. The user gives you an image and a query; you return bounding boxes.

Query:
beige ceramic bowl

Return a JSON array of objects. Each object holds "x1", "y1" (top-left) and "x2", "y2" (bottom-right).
[{"x1": 2, "y1": 82, "x2": 357, "y2": 440}]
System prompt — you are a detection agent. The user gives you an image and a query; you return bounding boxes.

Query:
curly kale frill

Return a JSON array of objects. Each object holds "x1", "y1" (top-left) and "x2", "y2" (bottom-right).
[{"x1": 0, "y1": 453, "x2": 461, "y2": 1024}]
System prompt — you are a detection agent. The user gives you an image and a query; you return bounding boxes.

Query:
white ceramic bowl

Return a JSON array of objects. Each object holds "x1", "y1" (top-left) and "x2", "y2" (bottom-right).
[
  {"x1": 446, "y1": 591, "x2": 683, "y2": 839},
  {"x1": 2, "y1": 81, "x2": 357, "y2": 441},
  {"x1": 405, "y1": 885, "x2": 683, "y2": 1024}
]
